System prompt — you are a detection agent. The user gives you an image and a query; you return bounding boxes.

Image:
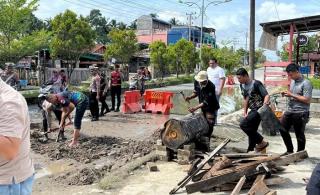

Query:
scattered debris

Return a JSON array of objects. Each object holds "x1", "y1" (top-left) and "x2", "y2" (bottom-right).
[
  {"x1": 147, "y1": 162, "x2": 158, "y2": 172},
  {"x1": 169, "y1": 150, "x2": 309, "y2": 194}
]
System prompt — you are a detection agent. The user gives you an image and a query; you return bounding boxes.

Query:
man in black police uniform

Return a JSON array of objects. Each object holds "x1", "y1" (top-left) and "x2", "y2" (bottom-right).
[{"x1": 185, "y1": 71, "x2": 220, "y2": 151}]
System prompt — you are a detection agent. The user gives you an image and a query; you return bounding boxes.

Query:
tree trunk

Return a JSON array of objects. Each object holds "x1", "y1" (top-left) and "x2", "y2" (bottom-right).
[{"x1": 161, "y1": 112, "x2": 210, "y2": 150}]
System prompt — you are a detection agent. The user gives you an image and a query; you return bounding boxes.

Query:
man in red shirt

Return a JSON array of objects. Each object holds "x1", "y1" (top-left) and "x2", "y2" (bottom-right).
[{"x1": 109, "y1": 64, "x2": 123, "y2": 112}]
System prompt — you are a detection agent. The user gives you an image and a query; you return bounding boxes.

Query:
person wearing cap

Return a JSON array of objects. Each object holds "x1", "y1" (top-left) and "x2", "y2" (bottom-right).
[
  {"x1": 236, "y1": 68, "x2": 269, "y2": 153},
  {"x1": 89, "y1": 65, "x2": 101, "y2": 121},
  {"x1": 0, "y1": 64, "x2": 19, "y2": 89},
  {"x1": 185, "y1": 71, "x2": 220, "y2": 151}
]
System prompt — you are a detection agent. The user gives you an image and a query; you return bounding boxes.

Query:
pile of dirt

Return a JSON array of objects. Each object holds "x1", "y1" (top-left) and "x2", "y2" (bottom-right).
[
  {"x1": 31, "y1": 130, "x2": 160, "y2": 185},
  {"x1": 56, "y1": 167, "x2": 104, "y2": 185},
  {"x1": 31, "y1": 135, "x2": 123, "y2": 162}
]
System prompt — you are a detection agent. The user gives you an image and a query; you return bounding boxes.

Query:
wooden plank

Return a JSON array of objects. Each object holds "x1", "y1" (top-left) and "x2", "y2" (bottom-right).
[
  {"x1": 272, "y1": 150, "x2": 308, "y2": 167},
  {"x1": 202, "y1": 156, "x2": 232, "y2": 180},
  {"x1": 185, "y1": 155, "x2": 280, "y2": 194},
  {"x1": 220, "y1": 153, "x2": 271, "y2": 159},
  {"x1": 266, "y1": 190, "x2": 277, "y2": 195},
  {"x1": 230, "y1": 176, "x2": 246, "y2": 195},
  {"x1": 248, "y1": 179, "x2": 271, "y2": 195},
  {"x1": 253, "y1": 174, "x2": 266, "y2": 185},
  {"x1": 212, "y1": 176, "x2": 289, "y2": 192},
  {"x1": 264, "y1": 177, "x2": 290, "y2": 186}
]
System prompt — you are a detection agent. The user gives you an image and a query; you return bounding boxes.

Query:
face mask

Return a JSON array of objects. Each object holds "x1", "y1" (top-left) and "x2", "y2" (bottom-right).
[{"x1": 200, "y1": 80, "x2": 208, "y2": 89}]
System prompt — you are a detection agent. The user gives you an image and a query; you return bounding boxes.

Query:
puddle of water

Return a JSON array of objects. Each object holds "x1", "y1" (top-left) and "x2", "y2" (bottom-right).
[{"x1": 35, "y1": 161, "x2": 72, "y2": 179}]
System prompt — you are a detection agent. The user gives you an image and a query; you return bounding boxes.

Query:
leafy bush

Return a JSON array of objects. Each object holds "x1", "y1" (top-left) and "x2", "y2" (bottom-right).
[{"x1": 310, "y1": 78, "x2": 320, "y2": 89}]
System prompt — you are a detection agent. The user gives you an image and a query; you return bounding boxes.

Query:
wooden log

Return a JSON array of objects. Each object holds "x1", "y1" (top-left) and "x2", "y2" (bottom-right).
[
  {"x1": 212, "y1": 176, "x2": 289, "y2": 192},
  {"x1": 202, "y1": 156, "x2": 232, "y2": 180},
  {"x1": 185, "y1": 155, "x2": 280, "y2": 194},
  {"x1": 230, "y1": 176, "x2": 246, "y2": 195},
  {"x1": 161, "y1": 113, "x2": 209, "y2": 150},
  {"x1": 271, "y1": 150, "x2": 308, "y2": 167},
  {"x1": 258, "y1": 104, "x2": 284, "y2": 136}
]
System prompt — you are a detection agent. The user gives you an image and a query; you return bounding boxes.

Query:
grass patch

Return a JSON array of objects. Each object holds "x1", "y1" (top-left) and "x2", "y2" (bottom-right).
[
  {"x1": 309, "y1": 78, "x2": 320, "y2": 89},
  {"x1": 99, "y1": 152, "x2": 158, "y2": 190}
]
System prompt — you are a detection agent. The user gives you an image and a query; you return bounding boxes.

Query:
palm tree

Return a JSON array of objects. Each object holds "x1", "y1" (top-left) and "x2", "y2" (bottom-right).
[
  {"x1": 169, "y1": 17, "x2": 179, "y2": 25},
  {"x1": 149, "y1": 13, "x2": 158, "y2": 18}
]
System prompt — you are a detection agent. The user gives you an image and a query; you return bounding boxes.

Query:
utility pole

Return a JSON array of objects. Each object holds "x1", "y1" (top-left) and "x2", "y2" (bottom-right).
[
  {"x1": 245, "y1": 31, "x2": 248, "y2": 66},
  {"x1": 249, "y1": 0, "x2": 255, "y2": 79},
  {"x1": 186, "y1": 12, "x2": 196, "y2": 42},
  {"x1": 199, "y1": 0, "x2": 205, "y2": 70},
  {"x1": 179, "y1": 0, "x2": 232, "y2": 70}
]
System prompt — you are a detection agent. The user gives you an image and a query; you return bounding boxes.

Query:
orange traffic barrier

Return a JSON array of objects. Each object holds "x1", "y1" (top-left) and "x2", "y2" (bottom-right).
[
  {"x1": 122, "y1": 90, "x2": 142, "y2": 114},
  {"x1": 144, "y1": 90, "x2": 173, "y2": 115}
]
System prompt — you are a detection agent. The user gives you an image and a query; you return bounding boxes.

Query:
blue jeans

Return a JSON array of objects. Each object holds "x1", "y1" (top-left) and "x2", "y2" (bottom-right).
[
  {"x1": 74, "y1": 97, "x2": 89, "y2": 129},
  {"x1": 0, "y1": 175, "x2": 34, "y2": 195}
]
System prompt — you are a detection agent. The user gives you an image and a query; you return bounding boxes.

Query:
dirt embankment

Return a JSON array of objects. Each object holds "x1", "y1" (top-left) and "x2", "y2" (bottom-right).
[{"x1": 31, "y1": 128, "x2": 161, "y2": 186}]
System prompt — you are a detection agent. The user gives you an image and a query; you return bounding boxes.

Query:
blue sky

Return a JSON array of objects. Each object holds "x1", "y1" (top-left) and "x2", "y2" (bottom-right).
[{"x1": 34, "y1": 0, "x2": 320, "y2": 60}]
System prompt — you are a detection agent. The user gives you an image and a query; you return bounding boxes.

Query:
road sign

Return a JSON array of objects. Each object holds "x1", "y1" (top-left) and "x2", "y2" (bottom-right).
[{"x1": 296, "y1": 35, "x2": 308, "y2": 46}]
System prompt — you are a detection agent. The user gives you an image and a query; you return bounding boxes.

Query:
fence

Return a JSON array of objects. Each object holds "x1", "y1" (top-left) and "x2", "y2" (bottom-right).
[
  {"x1": 46, "y1": 68, "x2": 108, "y2": 85},
  {"x1": 263, "y1": 61, "x2": 291, "y2": 87}
]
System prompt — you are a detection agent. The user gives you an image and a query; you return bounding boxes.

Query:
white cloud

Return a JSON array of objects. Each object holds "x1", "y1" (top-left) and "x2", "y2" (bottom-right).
[
  {"x1": 256, "y1": 1, "x2": 302, "y2": 23},
  {"x1": 158, "y1": 11, "x2": 187, "y2": 24}
]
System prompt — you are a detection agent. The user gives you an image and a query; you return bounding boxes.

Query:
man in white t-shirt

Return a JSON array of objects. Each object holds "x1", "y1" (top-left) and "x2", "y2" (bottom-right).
[
  {"x1": 0, "y1": 78, "x2": 34, "y2": 194},
  {"x1": 206, "y1": 58, "x2": 226, "y2": 124}
]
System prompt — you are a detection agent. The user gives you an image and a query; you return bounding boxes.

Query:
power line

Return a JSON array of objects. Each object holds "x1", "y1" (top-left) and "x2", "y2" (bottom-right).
[
  {"x1": 79, "y1": 0, "x2": 140, "y2": 18},
  {"x1": 118, "y1": 0, "x2": 162, "y2": 12},
  {"x1": 87, "y1": 0, "x2": 147, "y2": 16},
  {"x1": 61, "y1": 0, "x2": 139, "y2": 21},
  {"x1": 273, "y1": 0, "x2": 281, "y2": 21}
]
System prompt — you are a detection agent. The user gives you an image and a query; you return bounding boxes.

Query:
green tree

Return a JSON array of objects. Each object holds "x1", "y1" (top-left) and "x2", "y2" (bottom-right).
[
  {"x1": 149, "y1": 13, "x2": 158, "y2": 18},
  {"x1": 149, "y1": 41, "x2": 167, "y2": 79},
  {"x1": 128, "y1": 20, "x2": 137, "y2": 30},
  {"x1": 200, "y1": 45, "x2": 214, "y2": 68},
  {"x1": 50, "y1": 10, "x2": 96, "y2": 78},
  {"x1": 10, "y1": 30, "x2": 51, "y2": 62},
  {"x1": 0, "y1": 0, "x2": 38, "y2": 62},
  {"x1": 169, "y1": 17, "x2": 180, "y2": 25},
  {"x1": 167, "y1": 39, "x2": 198, "y2": 77},
  {"x1": 86, "y1": 9, "x2": 109, "y2": 44},
  {"x1": 255, "y1": 48, "x2": 266, "y2": 64},
  {"x1": 280, "y1": 34, "x2": 317, "y2": 61},
  {"x1": 27, "y1": 13, "x2": 48, "y2": 34},
  {"x1": 104, "y1": 29, "x2": 137, "y2": 65},
  {"x1": 212, "y1": 47, "x2": 241, "y2": 74}
]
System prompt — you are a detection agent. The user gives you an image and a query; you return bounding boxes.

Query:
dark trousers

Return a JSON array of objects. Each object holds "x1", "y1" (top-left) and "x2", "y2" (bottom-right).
[
  {"x1": 307, "y1": 164, "x2": 320, "y2": 195},
  {"x1": 99, "y1": 92, "x2": 110, "y2": 114},
  {"x1": 89, "y1": 92, "x2": 99, "y2": 119},
  {"x1": 195, "y1": 111, "x2": 215, "y2": 152},
  {"x1": 42, "y1": 108, "x2": 62, "y2": 137},
  {"x1": 111, "y1": 85, "x2": 121, "y2": 109},
  {"x1": 280, "y1": 111, "x2": 308, "y2": 153},
  {"x1": 240, "y1": 110, "x2": 264, "y2": 152}
]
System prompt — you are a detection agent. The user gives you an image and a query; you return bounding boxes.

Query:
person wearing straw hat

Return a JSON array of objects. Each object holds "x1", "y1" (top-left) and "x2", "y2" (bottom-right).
[{"x1": 185, "y1": 71, "x2": 220, "y2": 151}]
